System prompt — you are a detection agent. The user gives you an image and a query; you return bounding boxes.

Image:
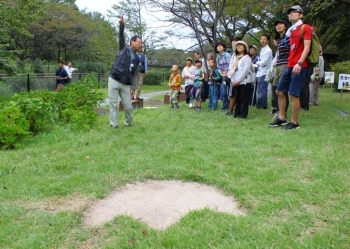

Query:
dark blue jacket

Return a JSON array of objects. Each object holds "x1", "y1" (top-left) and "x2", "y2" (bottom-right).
[
  {"x1": 55, "y1": 68, "x2": 68, "y2": 85},
  {"x1": 110, "y1": 25, "x2": 140, "y2": 88}
]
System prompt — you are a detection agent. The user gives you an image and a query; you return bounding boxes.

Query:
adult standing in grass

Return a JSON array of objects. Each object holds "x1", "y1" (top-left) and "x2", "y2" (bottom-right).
[
  {"x1": 230, "y1": 41, "x2": 253, "y2": 118},
  {"x1": 182, "y1": 57, "x2": 196, "y2": 107},
  {"x1": 134, "y1": 46, "x2": 147, "y2": 100},
  {"x1": 215, "y1": 42, "x2": 231, "y2": 111},
  {"x1": 271, "y1": 5, "x2": 311, "y2": 130},
  {"x1": 255, "y1": 34, "x2": 273, "y2": 110},
  {"x1": 269, "y1": 20, "x2": 290, "y2": 123},
  {"x1": 108, "y1": 17, "x2": 142, "y2": 128},
  {"x1": 55, "y1": 60, "x2": 69, "y2": 92},
  {"x1": 309, "y1": 45, "x2": 324, "y2": 106}
]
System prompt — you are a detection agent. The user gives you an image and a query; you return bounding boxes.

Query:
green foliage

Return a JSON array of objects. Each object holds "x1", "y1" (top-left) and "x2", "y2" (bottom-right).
[
  {"x1": 0, "y1": 81, "x2": 14, "y2": 95},
  {"x1": 143, "y1": 69, "x2": 170, "y2": 85},
  {"x1": 12, "y1": 91, "x2": 57, "y2": 133},
  {"x1": 0, "y1": 104, "x2": 30, "y2": 150},
  {"x1": 76, "y1": 61, "x2": 108, "y2": 73},
  {"x1": 32, "y1": 58, "x2": 45, "y2": 73},
  {"x1": 55, "y1": 74, "x2": 104, "y2": 128},
  {"x1": 330, "y1": 60, "x2": 350, "y2": 85}
]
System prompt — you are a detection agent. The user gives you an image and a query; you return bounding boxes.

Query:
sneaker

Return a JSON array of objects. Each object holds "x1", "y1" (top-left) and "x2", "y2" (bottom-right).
[
  {"x1": 189, "y1": 103, "x2": 193, "y2": 108},
  {"x1": 110, "y1": 125, "x2": 119, "y2": 129},
  {"x1": 196, "y1": 107, "x2": 201, "y2": 111},
  {"x1": 283, "y1": 122, "x2": 300, "y2": 130},
  {"x1": 225, "y1": 111, "x2": 233, "y2": 116},
  {"x1": 268, "y1": 118, "x2": 288, "y2": 127}
]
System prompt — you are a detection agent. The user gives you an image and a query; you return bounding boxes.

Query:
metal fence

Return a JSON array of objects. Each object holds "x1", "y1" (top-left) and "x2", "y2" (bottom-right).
[{"x1": 0, "y1": 73, "x2": 108, "y2": 94}]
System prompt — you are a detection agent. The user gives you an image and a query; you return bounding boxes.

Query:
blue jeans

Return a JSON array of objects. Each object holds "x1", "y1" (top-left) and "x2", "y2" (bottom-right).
[
  {"x1": 209, "y1": 84, "x2": 220, "y2": 109},
  {"x1": 219, "y1": 79, "x2": 229, "y2": 110},
  {"x1": 256, "y1": 75, "x2": 268, "y2": 108}
]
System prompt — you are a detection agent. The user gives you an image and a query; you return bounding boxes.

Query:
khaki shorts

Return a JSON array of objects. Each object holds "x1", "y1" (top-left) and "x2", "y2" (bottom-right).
[{"x1": 272, "y1": 64, "x2": 287, "y2": 86}]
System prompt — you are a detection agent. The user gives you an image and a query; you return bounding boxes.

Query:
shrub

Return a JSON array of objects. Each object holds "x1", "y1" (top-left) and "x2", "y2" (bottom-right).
[
  {"x1": 12, "y1": 90, "x2": 57, "y2": 133},
  {"x1": 55, "y1": 73, "x2": 104, "y2": 128},
  {"x1": 330, "y1": 60, "x2": 350, "y2": 87},
  {"x1": 33, "y1": 58, "x2": 45, "y2": 74},
  {"x1": 0, "y1": 104, "x2": 30, "y2": 150}
]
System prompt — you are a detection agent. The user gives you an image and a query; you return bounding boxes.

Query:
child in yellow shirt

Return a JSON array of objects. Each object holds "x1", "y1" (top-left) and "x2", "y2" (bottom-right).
[{"x1": 168, "y1": 64, "x2": 182, "y2": 109}]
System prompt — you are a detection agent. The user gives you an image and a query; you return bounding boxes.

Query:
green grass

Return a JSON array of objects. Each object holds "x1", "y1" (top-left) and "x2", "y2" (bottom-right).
[{"x1": 1, "y1": 87, "x2": 349, "y2": 248}]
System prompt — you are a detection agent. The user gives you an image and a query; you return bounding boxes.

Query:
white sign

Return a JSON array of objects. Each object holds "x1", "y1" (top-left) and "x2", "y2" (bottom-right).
[
  {"x1": 324, "y1": 72, "x2": 334, "y2": 83},
  {"x1": 338, "y1": 74, "x2": 350, "y2": 90}
]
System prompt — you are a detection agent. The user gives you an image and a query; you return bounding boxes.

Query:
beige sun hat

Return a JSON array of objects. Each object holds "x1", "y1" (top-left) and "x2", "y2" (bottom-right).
[{"x1": 233, "y1": 41, "x2": 249, "y2": 53}]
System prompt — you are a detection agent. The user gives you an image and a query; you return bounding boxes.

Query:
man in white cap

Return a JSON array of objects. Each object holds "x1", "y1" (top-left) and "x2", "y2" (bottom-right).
[{"x1": 271, "y1": 5, "x2": 312, "y2": 130}]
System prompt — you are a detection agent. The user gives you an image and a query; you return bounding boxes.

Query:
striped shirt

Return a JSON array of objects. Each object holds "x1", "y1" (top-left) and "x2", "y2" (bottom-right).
[{"x1": 277, "y1": 34, "x2": 290, "y2": 66}]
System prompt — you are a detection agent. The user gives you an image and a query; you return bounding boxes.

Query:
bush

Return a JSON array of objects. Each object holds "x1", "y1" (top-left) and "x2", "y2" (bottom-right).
[
  {"x1": 12, "y1": 90, "x2": 57, "y2": 133},
  {"x1": 1, "y1": 73, "x2": 104, "y2": 149},
  {"x1": 33, "y1": 58, "x2": 45, "y2": 74},
  {"x1": 55, "y1": 74, "x2": 104, "y2": 128},
  {"x1": 0, "y1": 104, "x2": 30, "y2": 150},
  {"x1": 330, "y1": 61, "x2": 350, "y2": 91}
]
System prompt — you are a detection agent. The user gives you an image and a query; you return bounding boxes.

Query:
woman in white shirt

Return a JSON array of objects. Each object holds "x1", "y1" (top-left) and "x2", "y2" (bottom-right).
[{"x1": 230, "y1": 41, "x2": 254, "y2": 118}]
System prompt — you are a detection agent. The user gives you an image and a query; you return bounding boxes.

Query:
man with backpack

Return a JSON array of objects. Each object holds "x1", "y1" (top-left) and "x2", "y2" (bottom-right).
[
  {"x1": 108, "y1": 17, "x2": 142, "y2": 128},
  {"x1": 269, "y1": 5, "x2": 311, "y2": 130}
]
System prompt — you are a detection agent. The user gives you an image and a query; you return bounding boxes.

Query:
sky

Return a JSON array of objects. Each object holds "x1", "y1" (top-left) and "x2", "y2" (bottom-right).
[{"x1": 75, "y1": 0, "x2": 195, "y2": 50}]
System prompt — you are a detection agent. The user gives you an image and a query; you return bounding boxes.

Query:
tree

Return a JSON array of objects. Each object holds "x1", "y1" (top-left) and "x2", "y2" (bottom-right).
[{"x1": 108, "y1": 0, "x2": 166, "y2": 53}]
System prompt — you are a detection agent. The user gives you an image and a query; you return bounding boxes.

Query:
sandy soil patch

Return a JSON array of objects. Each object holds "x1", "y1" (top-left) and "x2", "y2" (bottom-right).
[{"x1": 82, "y1": 180, "x2": 245, "y2": 230}]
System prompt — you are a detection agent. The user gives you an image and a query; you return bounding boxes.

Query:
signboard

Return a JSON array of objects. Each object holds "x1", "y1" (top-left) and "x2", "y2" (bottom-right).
[
  {"x1": 324, "y1": 72, "x2": 334, "y2": 84},
  {"x1": 338, "y1": 74, "x2": 350, "y2": 90}
]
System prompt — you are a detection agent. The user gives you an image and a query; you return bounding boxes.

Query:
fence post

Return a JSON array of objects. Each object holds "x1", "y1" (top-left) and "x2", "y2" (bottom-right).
[
  {"x1": 98, "y1": 73, "x2": 100, "y2": 83},
  {"x1": 79, "y1": 73, "x2": 82, "y2": 80},
  {"x1": 27, "y1": 74, "x2": 30, "y2": 92}
]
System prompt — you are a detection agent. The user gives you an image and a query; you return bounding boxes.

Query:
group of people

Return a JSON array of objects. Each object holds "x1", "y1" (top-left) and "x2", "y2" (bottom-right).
[
  {"x1": 168, "y1": 5, "x2": 324, "y2": 129},
  {"x1": 108, "y1": 5, "x2": 324, "y2": 130},
  {"x1": 55, "y1": 60, "x2": 78, "y2": 92}
]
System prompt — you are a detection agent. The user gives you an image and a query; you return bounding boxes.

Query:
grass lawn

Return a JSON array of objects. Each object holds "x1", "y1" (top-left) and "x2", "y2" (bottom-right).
[{"x1": 1, "y1": 86, "x2": 349, "y2": 248}]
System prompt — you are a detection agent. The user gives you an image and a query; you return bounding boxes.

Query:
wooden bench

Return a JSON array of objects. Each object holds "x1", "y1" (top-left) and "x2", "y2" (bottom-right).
[
  {"x1": 119, "y1": 98, "x2": 143, "y2": 111},
  {"x1": 164, "y1": 92, "x2": 186, "y2": 104}
]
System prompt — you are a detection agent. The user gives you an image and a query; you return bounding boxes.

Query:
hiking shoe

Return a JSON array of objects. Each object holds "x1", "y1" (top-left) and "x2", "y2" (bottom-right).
[
  {"x1": 225, "y1": 111, "x2": 233, "y2": 116},
  {"x1": 268, "y1": 118, "x2": 287, "y2": 127},
  {"x1": 283, "y1": 122, "x2": 300, "y2": 130},
  {"x1": 196, "y1": 107, "x2": 201, "y2": 111}
]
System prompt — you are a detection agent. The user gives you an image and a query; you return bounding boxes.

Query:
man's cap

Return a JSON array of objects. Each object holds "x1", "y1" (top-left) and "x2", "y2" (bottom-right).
[
  {"x1": 195, "y1": 59, "x2": 202, "y2": 64},
  {"x1": 274, "y1": 19, "x2": 288, "y2": 27},
  {"x1": 186, "y1": 57, "x2": 193, "y2": 62},
  {"x1": 319, "y1": 44, "x2": 323, "y2": 52},
  {"x1": 215, "y1": 42, "x2": 227, "y2": 53},
  {"x1": 249, "y1": 45, "x2": 258, "y2": 51},
  {"x1": 233, "y1": 41, "x2": 249, "y2": 53},
  {"x1": 287, "y1": 5, "x2": 303, "y2": 14}
]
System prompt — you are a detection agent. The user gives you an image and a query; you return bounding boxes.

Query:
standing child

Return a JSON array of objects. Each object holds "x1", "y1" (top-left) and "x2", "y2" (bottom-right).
[
  {"x1": 208, "y1": 59, "x2": 222, "y2": 110},
  {"x1": 194, "y1": 60, "x2": 204, "y2": 111},
  {"x1": 168, "y1": 64, "x2": 182, "y2": 109}
]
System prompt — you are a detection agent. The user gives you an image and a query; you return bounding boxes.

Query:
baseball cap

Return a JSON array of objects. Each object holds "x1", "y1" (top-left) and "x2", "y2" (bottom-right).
[
  {"x1": 195, "y1": 59, "x2": 202, "y2": 64},
  {"x1": 287, "y1": 5, "x2": 303, "y2": 14},
  {"x1": 186, "y1": 57, "x2": 193, "y2": 62}
]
